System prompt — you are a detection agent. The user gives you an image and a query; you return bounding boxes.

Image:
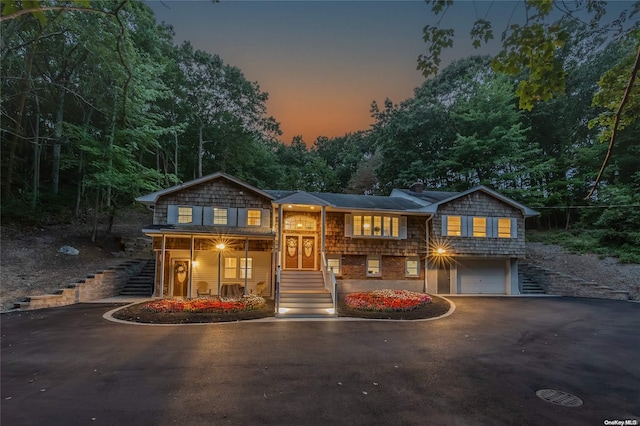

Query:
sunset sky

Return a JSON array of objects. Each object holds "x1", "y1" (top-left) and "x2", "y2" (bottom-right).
[{"x1": 146, "y1": 1, "x2": 545, "y2": 144}]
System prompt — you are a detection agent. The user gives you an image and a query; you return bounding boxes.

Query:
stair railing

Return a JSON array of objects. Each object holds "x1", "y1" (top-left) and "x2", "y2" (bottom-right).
[
  {"x1": 275, "y1": 264, "x2": 281, "y2": 314},
  {"x1": 321, "y1": 252, "x2": 338, "y2": 313}
]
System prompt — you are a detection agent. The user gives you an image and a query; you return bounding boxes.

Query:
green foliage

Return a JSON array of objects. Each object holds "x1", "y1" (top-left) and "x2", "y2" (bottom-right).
[{"x1": 527, "y1": 229, "x2": 640, "y2": 263}]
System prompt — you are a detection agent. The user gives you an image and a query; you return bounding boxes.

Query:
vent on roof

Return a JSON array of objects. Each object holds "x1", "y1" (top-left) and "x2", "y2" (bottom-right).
[{"x1": 409, "y1": 180, "x2": 424, "y2": 193}]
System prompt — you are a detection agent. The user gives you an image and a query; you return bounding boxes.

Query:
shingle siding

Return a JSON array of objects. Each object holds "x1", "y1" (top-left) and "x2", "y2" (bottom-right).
[
  {"x1": 433, "y1": 191, "x2": 525, "y2": 257},
  {"x1": 154, "y1": 178, "x2": 272, "y2": 226},
  {"x1": 325, "y1": 213, "x2": 425, "y2": 257}
]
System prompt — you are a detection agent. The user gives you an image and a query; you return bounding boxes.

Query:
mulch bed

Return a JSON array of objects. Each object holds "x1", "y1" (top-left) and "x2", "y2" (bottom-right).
[{"x1": 111, "y1": 295, "x2": 451, "y2": 324}]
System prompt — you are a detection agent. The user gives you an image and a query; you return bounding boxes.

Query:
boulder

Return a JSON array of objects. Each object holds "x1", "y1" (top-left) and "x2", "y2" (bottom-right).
[{"x1": 58, "y1": 245, "x2": 80, "y2": 256}]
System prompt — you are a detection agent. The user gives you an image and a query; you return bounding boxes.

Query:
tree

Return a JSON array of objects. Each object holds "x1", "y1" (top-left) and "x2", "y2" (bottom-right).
[{"x1": 419, "y1": 0, "x2": 640, "y2": 197}]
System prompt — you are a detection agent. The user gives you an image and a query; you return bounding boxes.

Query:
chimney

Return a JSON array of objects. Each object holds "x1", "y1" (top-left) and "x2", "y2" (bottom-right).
[{"x1": 409, "y1": 180, "x2": 424, "y2": 193}]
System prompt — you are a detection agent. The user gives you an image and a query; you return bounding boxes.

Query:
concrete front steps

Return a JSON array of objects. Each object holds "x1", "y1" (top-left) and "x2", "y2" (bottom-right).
[
  {"x1": 519, "y1": 262, "x2": 630, "y2": 301},
  {"x1": 119, "y1": 259, "x2": 155, "y2": 296},
  {"x1": 277, "y1": 270, "x2": 335, "y2": 318}
]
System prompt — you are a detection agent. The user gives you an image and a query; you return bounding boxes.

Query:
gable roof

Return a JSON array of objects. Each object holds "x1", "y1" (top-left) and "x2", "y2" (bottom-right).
[
  {"x1": 135, "y1": 172, "x2": 275, "y2": 207},
  {"x1": 414, "y1": 185, "x2": 538, "y2": 217}
]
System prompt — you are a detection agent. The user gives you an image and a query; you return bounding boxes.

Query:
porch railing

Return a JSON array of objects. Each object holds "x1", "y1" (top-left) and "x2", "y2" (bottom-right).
[{"x1": 321, "y1": 252, "x2": 338, "y2": 313}]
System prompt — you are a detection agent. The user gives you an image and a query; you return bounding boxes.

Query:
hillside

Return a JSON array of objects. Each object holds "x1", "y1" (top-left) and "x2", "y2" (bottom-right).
[{"x1": 0, "y1": 209, "x2": 153, "y2": 312}]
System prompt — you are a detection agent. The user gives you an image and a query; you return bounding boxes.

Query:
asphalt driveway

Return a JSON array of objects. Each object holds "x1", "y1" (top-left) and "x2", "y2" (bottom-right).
[{"x1": 1, "y1": 297, "x2": 638, "y2": 425}]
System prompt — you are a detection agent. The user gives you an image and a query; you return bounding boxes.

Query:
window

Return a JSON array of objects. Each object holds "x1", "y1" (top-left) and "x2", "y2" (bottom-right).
[
  {"x1": 240, "y1": 258, "x2": 252, "y2": 279},
  {"x1": 405, "y1": 258, "x2": 419, "y2": 277},
  {"x1": 366, "y1": 256, "x2": 381, "y2": 277},
  {"x1": 473, "y1": 217, "x2": 486, "y2": 237},
  {"x1": 352, "y1": 215, "x2": 399, "y2": 238},
  {"x1": 213, "y1": 208, "x2": 228, "y2": 225},
  {"x1": 327, "y1": 257, "x2": 341, "y2": 276},
  {"x1": 447, "y1": 216, "x2": 462, "y2": 236},
  {"x1": 284, "y1": 215, "x2": 317, "y2": 231},
  {"x1": 498, "y1": 218, "x2": 512, "y2": 238},
  {"x1": 178, "y1": 207, "x2": 193, "y2": 224},
  {"x1": 353, "y1": 215, "x2": 362, "y2": 236},
  {"x1": 247, "y1": 209, "x2": 261, "y2": 226},
  {"x1": 224, "y1": 257, "x2": 237, "y2": 279}
]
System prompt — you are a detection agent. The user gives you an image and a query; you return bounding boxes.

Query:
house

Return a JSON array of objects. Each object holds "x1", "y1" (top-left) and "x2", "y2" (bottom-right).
[{"x1": 136, "y1": 172, "x2": 538, "y2": 315}]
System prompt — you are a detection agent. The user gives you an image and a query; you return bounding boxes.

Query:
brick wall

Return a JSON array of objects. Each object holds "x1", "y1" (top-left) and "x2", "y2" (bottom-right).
[{"x1": 340, "y1": 254, "x2": 424, "y2": 281}]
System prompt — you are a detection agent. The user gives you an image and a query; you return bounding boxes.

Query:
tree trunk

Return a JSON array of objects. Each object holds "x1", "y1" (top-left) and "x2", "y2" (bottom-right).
[
  {"x1": 174, "y1": 129, "x2": 179, "y2": 176},
  {"x1": 198, "y1": 123, "x2": 204, "y2": 178},
  {"x1": 91, "y1": 188, "x2": 100, "y2": 243},
  {"x1": 31, "y1": 91, "x2": 41, "y2": 211},
  {"x1": 106, "y1": 91, "x2": 117, "y2": 209},
  {"x1": 75, "y1": 151, "x2": 84, "y2": 218},
  {"x1": 52, "y1": 85, "x2": 66, "y2": 194}
]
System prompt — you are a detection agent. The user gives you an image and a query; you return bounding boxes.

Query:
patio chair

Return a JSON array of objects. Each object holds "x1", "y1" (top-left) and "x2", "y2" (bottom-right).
[{"x1": 196, "y1": 281, "x2": 212, "y2": 297}]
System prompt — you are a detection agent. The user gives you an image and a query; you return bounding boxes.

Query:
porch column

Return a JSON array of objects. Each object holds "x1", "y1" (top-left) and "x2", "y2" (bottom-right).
[
  {"x1": 244, "y1": 238, "x2": 249, "y2": 295},
  {"x1": 277, "y1": 204, "x2": 283, "y2": 267},
  {"x1": 159, "y1": 234, "x2": 166, "y2": 297},
  {"x1": 321, "y1": 206, "x2": 326, "y2": 254},
  {"x1": 189, "y1": 235, "x2": 194, "y2": 298}
]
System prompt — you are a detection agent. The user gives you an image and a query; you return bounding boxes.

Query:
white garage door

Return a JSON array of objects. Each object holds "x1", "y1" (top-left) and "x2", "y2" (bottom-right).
[{"x1": 457, "y1": 259, "x2": 506, "y2": 294}]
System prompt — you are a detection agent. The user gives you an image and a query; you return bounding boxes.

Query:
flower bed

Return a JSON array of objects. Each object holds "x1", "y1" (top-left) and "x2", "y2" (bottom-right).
[
  {"x1": 344, "y1": 289, "x2": 432, "y2": 312},
  {"x1": 140, "y1": 295, "x2": 266, "y2": 313}
]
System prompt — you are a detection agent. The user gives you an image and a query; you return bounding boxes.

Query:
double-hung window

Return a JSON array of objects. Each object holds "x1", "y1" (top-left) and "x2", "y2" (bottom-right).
[
  {"x1": 213, "y1": 208, "x2": 228, "y2": 225},
  {"x1": 366, "y1": 256, "x2": 381, "y2": 277},
  {"x1": 405, "y1": 257, "x2": 419, "y2": 277},
  {"x1": 224, "y1": 258, "x2": 237, "y2": 279},
  {"x1": 327, "y1": 257, "x2": 341, "y2": 276},
  {"x1": 240, "y1": 258, "x2": 253, "y2": 279},
  {"x1": 447, "y1": 216, "x2": 462, "y2": 236},
  {"x1": 178, "y1": 207, "x2": 193, "y2": 224},
  {"x1": 498, "y1": 218, "x2": 512, "y2": 238},
  {"x1": 473, "y1": 217, "x2": 486, "y2": 237},
  {"x1": 247, "y1": 209, "x2": 261, "y2": 226}
]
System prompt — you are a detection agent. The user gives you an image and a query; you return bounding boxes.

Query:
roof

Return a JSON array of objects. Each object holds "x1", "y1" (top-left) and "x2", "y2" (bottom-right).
[
  {"x1": 136, "y1": 172, "x2": 274, "y2": 206},
  {"x1": 265, "y1": 190, "x2": 424, "y2": 212},
  {"x1": 413, "y1": 185, "x2": 539, "y2": 217},
  {"x1": 393, "y1": 188, "x2": 459, "y2": 204}
]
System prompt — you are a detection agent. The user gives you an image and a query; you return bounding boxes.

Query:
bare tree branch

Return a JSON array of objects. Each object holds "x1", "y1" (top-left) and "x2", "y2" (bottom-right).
[{"x1": 586, "y1": 43, "x2": 640, "y2": 199}]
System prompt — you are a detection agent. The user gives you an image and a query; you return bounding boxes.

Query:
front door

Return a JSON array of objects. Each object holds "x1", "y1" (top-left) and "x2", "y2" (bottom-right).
[
  {"x1": 284, "y1": 235, "x2": 316, "y2": 270},
  {"x1": 172, "y1": 259, "x2": 189, "y2": 297}
]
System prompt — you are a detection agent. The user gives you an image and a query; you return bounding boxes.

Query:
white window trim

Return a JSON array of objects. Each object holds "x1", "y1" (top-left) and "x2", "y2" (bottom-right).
[
  {"x1": 405, "y1": 257, "x2": 420, "y2": 277},
  {"x1": 326, "y1": 256, "x2": 341, "y2": 276},
  {"x1": 366, "y1": 256, "x2": 381, "y2": 277},
  {"x1": 240, "y1": 258, "x2": 253, "y2": 279},
  {"x1": 224, "y1": 257, "x2": 237, "y2": 279},
  {"x1": 346, "y1": 214, "x2": 407, "y2": 239},
  {"x1": 178, "y1": 206, "x2": 193, "y2": 224},
  {"x1": 213, "y1": 208, "x2": 228, "y2": 225}
]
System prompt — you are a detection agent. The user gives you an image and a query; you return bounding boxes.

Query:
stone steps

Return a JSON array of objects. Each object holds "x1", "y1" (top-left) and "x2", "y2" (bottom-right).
[
  {"x1": 519, "y1": 262, "x2": 630, "y2": 301},
  {"x1": 277, "y1": 270, "x2": 335, "y2": 317}
]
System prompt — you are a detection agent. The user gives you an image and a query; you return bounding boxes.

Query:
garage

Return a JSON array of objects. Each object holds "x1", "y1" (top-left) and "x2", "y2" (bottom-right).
[{"x1": 457, "y1": 259, "x2": 507, "y2": 294}]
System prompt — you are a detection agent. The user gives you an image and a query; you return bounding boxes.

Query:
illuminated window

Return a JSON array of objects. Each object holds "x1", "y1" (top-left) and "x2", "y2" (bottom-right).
[
  {"x1": 351, "y1": 215, "x2": 399, "y2": 238},
  {"x1": 473, "y1": 217, "x2": 486, "y2": 237},
  {"x1": 362, "y1": 216, "x2": 372, "y2": 236},
  {"x1": 353, "y1": 215, "x2": 362, "y2": 236},
  {"x1": 213, "y1": 208, "x2": 227, "y2": 225},
  {"x1": 178, "y1": 207, "x2": 192, "y2": 224},
  {"x1": 447, "y1": 216, "x2": 461, "y2": 236},
  {"x1": 224, "y1": 257, "x2": 237, "y2": 279},
  {"x1": 498, "y1": 218, "x2": 512, "y2": 238},
  {"x1": 240, "y1": 258, "x2": 252, "y2": 279},
  {"x1": 383, "y1": 216, "x2": 391, "y2": 236},
  {"x1": 247, "y1": 209, "x2": 261, "y2": 226},
  {"x1": 327, "y1": 257, "x2": 341, "y2": 276},
  {"x1": 284, "y1": 215, "x2": 317, "y2": 231},
  {"x1": 366, "y1": 256, "x2": 381, "y2": 277},
  {"x1": 405, "y1": 258, "x2": 419, "y2": 277}
]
